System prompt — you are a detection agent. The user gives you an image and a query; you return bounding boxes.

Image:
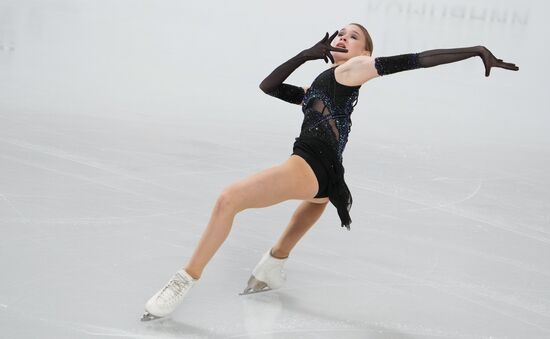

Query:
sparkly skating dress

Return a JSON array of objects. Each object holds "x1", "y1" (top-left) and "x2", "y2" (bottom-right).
[{"x1": 291, "y1": 64, "x2": 361, "y2": 230}]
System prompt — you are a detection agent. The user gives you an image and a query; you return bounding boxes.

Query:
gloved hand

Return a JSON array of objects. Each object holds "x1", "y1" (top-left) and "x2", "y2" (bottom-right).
[
  {"x1": 477, "y1": 46, "x2": 519, "y2": 77},
  {"x1": 299, "y1": 31, "x2": 348, "y2": 63}
]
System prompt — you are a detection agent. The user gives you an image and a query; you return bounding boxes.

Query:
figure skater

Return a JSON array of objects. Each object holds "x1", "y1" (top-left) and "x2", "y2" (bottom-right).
[{"x1": 141, "y1": 23, "x2": 518, "y2": 321}]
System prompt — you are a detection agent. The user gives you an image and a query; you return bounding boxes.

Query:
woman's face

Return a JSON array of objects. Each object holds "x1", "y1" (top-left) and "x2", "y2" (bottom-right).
[{"x1": 330, "y1": 24, "x2": 371, "y2": 65}]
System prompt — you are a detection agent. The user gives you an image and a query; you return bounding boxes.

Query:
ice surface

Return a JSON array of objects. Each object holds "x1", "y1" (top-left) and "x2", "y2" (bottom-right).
[{"x1": 1, "y1": 0, "x2": 548, "y2": 338}]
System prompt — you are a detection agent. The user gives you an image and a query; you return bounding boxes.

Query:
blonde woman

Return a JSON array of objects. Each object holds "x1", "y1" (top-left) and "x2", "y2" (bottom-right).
[{"x1": 141, "y1": 23, "x2": 518, "y2": 321}]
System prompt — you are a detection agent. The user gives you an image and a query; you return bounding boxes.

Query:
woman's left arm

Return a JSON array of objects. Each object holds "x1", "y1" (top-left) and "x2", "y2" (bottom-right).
[
  {"x1": 375, "y1": 46, "x2": 519, "y2": 77},
  {"x1": 337, "y1": 46, "x2": 519, "y2": 86}
]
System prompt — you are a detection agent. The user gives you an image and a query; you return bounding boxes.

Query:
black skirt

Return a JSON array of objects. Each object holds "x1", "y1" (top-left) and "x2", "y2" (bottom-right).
[{"x1": 292, "y1": 136, "x2": 353, "y2": 231}]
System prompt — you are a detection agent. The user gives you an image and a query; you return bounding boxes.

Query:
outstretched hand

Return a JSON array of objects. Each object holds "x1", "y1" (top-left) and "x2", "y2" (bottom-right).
[
  {"x1": 478, "y1": 46, "x2": 519, "y2": 77},
  {"x1": 301, "y1": 31, "x2": 348, "y2": 64}
]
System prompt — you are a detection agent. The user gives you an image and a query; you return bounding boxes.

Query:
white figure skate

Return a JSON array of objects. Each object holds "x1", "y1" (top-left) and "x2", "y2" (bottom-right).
[
  {"x1": 141, "y1": 269, "x2": 198, "y2": 321},
  {"x1": 240, "y1": 249, "x2": 288, "y2": 295}
]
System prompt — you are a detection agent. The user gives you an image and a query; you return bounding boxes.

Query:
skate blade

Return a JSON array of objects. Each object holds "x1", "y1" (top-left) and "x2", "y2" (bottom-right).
[
  {"x1": 239, "y1": 287, "x2": 272, "y2": 295},
  {"x1": 140, "y1": 311, "x2": 162, "y2": 322},
  {"x1": 239, "y1": 275, "x2": 272, "y2": 295}
]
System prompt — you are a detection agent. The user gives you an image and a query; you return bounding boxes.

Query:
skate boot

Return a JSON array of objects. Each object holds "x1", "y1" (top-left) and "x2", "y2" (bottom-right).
[
  {"x1": 141, "y1": 269, "x2": 198, "y2": 321},
  {"x1": 240, "y1": 249, "x2": 288, "y2": 295}
]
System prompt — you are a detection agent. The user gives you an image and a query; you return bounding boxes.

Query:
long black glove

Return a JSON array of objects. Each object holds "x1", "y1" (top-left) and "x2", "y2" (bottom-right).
[
  {"x1": 374, "y1": 46, "x2": 519, "y2": 77},
  {"x1": 259, "y1": 31, "x2": 348, "y2": 104}
]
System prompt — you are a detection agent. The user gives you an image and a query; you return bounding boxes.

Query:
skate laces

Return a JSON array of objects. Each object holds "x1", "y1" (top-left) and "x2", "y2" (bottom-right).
[{"x1": 157, "y1": 272, "x2": 191, "y2": 306}]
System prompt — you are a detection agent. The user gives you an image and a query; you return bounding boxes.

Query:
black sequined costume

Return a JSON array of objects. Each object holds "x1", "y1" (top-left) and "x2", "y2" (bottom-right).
[
  {"x1": 262, "y1": 45, "x2": 490, "y2": 230},
  {"x1": 298, "y1": 65, "x2": 360, "y2": 163},
  {"x1": 291, "y1": 65, "x2": 361, "y2": 230}
]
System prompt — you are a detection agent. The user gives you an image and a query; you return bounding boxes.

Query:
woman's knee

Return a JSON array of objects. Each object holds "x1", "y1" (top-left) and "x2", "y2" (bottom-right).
[
  {"x1": 215, "y1": 186, "x2": 243, "y2": 214},
  {"x1": 215, "y1": 159, "x2": 317, "y2": 214}
]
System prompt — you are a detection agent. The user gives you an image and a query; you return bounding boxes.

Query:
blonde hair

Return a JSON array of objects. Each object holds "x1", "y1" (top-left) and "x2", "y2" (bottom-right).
[{"x1": 349, "y1": 22, "x2": 373, "y2": 53}]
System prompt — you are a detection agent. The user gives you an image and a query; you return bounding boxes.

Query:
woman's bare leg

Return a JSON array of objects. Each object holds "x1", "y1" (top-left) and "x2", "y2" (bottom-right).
[
  {"x1": 270, "y1": 199, "x2": 329, "y2": 259},
  {"x1": 183, "y1": 155, "x2": 319, "y2": 280}
]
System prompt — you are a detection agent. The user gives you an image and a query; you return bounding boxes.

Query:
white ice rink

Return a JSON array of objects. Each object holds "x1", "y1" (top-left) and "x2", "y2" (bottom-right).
[{"x1": 1, "y1": 0, "x2": 549, "y2": 338}]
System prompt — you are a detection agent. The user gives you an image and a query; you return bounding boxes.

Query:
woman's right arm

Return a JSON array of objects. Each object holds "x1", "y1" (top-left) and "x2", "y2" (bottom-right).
[
  {"x1": 259, "y1": 51, "x2": 310, "y2": 105},
  {"x1": 260, "y1": 31, "x2": 347, "y2": 105}
]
